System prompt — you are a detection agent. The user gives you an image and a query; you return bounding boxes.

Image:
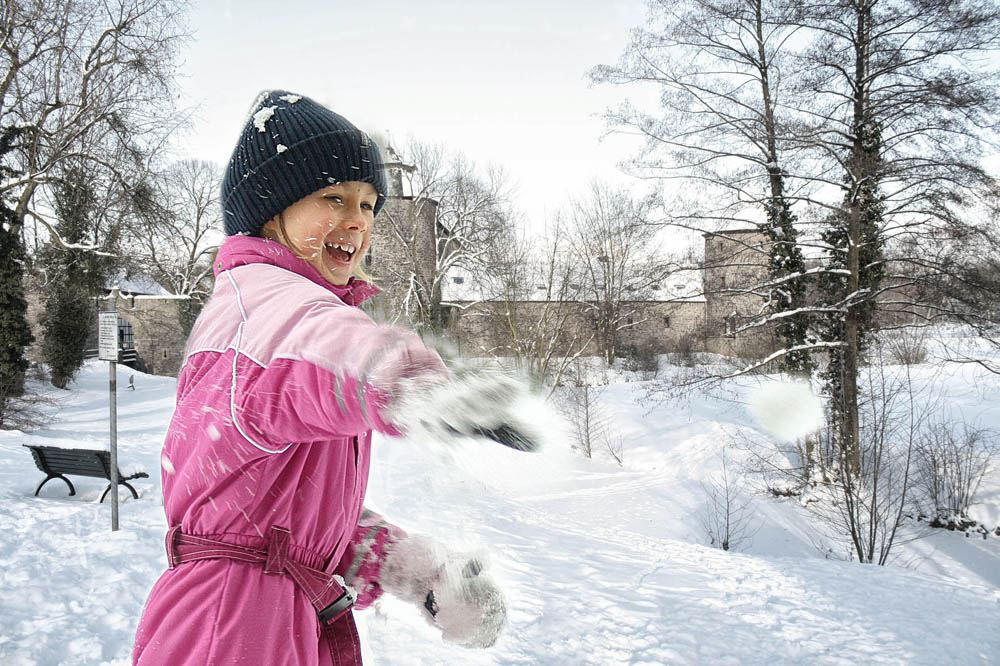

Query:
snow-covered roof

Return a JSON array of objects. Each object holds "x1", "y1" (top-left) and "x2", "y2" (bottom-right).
[
  {"x1": 441, "y1": 267, "x2": 705, "y2": 303},
  {"x1": 105, "y1": 274, "x2": 171, "y2": 297}
]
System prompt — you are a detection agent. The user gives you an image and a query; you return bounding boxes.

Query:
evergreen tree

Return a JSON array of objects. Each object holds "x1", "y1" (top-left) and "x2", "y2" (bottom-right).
[
  {"x1": 0, "y1": 126, "x2": 33, "y2": 426},
  {"x1": 763, "y1": 171, "x2": 812, "y2": 376},
  {"x1": 38, "y1": 169, "x2": 116, "y2": 389}
]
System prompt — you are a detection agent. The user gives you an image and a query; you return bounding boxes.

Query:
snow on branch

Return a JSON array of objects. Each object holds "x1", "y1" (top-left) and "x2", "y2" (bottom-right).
[{"x1": 722, "y1": 342, "x2": 847, "y2": 379}]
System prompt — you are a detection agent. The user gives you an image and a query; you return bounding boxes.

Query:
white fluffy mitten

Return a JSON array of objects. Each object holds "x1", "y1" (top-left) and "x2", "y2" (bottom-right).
[
  {"x1": 388, "y1": 371, "x2": 543, "y2": 452},
  {"x1": 380, "y1": 535, "x2": 507, "y2": 648}
]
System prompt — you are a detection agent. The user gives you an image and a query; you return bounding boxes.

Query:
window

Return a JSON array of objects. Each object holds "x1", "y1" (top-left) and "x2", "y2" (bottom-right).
[
  {"x1": 117, "y1": 318, "x2": 135, "y2": 350},
  {"x1": 452, "y1": 276, "x2": 465, "y2": 284},
  {"x1": 724, "y1": 314, "x2": 737, "y2": 338},
  {"x1": 663, "y1": 316, "x2": 671, "y2": 328}
]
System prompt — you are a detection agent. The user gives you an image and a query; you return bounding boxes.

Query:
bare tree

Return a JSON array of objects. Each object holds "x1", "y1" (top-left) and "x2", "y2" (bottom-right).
[
  {"x1": 1, "y1": 0, "x2": 189, "y2": 241},
  {"x1": 913, "y1": 417, "x2": 997, "y2": 524},
  {"x1": 591, "y1": 0, "x2": 815, "y2": 373},
  {"x1": 701, "y1": 447, "x2": 759, "y2": 551},
  {"x1": 374, "y1": 140, "x2": 512, "y2": 333},
  {"x1": 127, "y1": 159, "x2": 221, "y2": 329},
  {"x1": 788, "y1": 0, "x2": 1000, "y2": 473},
  {"x1": 466, "y1": 217, "x2": 594, "y2": 389},
  {"x1": 553, "y1": 362, "x2": 621, "y2": 462},
  {"x1": 564, "y1": 181, "x2": 670, "y2": 365},
  {"x1": 748, "y1": 354, "x2": 925, "y2": 564}
]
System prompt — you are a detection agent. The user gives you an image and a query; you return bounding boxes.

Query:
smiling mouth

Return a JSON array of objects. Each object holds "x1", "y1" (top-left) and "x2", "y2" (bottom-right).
[{"x1": 324, "y1": 240, "x2": 357, "y2": 264}]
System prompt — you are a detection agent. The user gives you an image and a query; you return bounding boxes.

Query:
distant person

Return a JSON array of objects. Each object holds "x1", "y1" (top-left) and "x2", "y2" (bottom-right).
[
  {"x1": 127, "y1": 375, "x2": 135, "y2": 391},
  {"x1": 132, "y1": 91, "x2": 539, "y2": 666}
]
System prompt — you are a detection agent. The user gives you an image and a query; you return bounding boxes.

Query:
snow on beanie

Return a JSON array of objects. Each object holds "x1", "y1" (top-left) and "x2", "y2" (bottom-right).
[{"x1": 221, "y1": 90, "x2": 387, "y2": 237}]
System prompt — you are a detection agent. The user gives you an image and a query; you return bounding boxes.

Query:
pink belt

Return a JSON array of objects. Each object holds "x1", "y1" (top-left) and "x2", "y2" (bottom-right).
[{"x1": 165, "y1": 525, "x2": 362, "y2": 665}]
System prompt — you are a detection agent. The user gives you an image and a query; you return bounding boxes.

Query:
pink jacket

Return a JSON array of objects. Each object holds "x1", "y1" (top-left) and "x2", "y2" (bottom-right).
[{"x1": 133, "y1": 236, "x2": 447, "y2": 666}]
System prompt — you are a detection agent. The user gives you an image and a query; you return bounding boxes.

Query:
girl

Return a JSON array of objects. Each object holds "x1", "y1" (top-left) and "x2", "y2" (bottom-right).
[{"x1": 133, "y1": 91, "x2": 536, "y2": 666}]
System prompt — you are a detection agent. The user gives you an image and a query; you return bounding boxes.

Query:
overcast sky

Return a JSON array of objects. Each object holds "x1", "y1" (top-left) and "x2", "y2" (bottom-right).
[{"x1": 174, "y1": 0, "x2": 653, "y2": 227}]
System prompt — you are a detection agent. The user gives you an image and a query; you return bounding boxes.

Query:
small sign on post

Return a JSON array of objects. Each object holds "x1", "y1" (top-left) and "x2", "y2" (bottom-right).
[
  {"x1": 98, "y1": 312, "x2": 119, "y2": 363},
  {"x1": 98, "y1": 307, "x2": 119, "y2": 531}
]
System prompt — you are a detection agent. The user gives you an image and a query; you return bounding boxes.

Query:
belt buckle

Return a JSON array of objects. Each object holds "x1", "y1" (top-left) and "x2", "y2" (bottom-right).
[{"x1": 317, "y1": 590, "x2": 354, "y2": 625}]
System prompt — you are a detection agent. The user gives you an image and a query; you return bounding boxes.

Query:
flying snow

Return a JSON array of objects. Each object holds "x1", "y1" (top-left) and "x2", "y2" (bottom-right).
[{"x1": 744, "y1": 379, "x2": 824, "y2": 441}]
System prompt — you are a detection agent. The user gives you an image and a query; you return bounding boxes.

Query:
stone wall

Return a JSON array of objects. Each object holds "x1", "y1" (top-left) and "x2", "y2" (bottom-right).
[
  {"x1": 25, "y1": 291, "x2": 188, "y2": 377},
  {"x1": 617, "y1": 300, "x2": 707, "y2": 354},
  {"x1": 114, "y1": 294, "x2": 188, "y2": 376},
  {"x1": 446, "y1": 298, "x2": 709, "y2": 360},
  {"x1": 448, "y1": 300, "x2": 602, "y2": 358}
]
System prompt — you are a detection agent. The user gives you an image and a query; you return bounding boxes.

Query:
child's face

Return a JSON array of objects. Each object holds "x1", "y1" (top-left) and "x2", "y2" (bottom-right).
[{"x1": 264, "y1": 181, "x2": 378, "y2": 286}]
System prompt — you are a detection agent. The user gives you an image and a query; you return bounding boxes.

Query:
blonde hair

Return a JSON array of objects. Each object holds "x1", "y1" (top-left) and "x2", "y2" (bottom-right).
[{"x1": 261, "y1": 213, "x2": 373, "y2": 282}]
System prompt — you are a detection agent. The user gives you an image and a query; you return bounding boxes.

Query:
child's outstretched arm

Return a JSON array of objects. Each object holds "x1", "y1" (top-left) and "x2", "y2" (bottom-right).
[
  {"x1": 212, "y1": 268, "x2": 545, "y2": 451},
  {"x1": 336, "y1": 509, "x2": 507, "y2": 649},
  {"x1": 218, "y1": 285, "x2": 450, "y2": 445}
]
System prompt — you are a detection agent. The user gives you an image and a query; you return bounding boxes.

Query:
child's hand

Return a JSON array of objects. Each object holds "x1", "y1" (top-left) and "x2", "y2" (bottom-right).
[
  {"x1": 388, "y1": 371, "x2": 543, "y2": 452},
  {"x1": 380, "y1": 535, "x2": 507, "y2": 649}
]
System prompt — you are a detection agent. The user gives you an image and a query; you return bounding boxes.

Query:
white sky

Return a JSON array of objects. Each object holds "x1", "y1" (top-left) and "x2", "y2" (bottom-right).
[{"x1": 173, "y1": 0, "x2": 654, "y2": 228}]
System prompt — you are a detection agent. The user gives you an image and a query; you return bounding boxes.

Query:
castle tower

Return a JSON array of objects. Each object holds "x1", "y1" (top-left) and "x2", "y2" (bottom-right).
[
  {"x1": 702, "y1": 228, "x2": 776, "y2": 358},
  {"x1": 367, "y1": 141, "x2": 439, "y2": 327},
  {"x1": 381, "y1": 142, "x2": 415, "y2": 198}
]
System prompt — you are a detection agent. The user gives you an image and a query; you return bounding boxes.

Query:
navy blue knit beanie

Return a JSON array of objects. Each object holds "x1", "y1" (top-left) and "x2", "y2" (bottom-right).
[{"x1": 221, "y1": 90, "x2": 387, "y2": 237}]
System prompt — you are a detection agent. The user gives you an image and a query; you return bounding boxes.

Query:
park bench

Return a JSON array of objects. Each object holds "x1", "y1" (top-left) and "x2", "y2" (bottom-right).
[{"x1": 23, "y1": 444, "x2": 149, "y2": 502}]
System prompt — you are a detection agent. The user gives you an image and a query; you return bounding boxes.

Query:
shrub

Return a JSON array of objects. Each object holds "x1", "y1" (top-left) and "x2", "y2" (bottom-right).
[{"x1": 914, "y1": 419, "x2": 997, "y2": 519}]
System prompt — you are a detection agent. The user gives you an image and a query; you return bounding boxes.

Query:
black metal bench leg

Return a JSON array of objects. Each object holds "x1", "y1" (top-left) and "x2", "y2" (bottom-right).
[
  {"x1": 35, "y1": 475, "x2": 76, "y2": 497},
  {"x1": 101, "y1": 481, "x2": 140, "y2": 503}
]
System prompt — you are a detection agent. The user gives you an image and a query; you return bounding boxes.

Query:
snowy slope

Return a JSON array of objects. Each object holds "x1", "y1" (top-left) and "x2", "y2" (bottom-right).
[{"x1": 0, "y1": 360, "x2": 998, "y2": 665}]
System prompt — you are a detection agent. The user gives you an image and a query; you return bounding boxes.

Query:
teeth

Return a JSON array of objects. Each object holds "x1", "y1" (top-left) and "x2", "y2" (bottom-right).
[{"x1": 326, "y1": 242, "x2": 356, "y2": 254}]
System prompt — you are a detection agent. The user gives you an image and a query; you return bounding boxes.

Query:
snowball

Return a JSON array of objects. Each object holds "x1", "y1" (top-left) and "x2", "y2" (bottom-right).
[
  {"x1": 745, "y1": 379, "x2": 824, "y2": 441},
  {"x1": 279, "y1": 94, "x2": 301, "y2": 104},
  {"x1": 276, "y1": 144, "x2": 287, "y2": 153},
  {"x1": 252, "y1": 105, "x2": 277, "y2": 132}
]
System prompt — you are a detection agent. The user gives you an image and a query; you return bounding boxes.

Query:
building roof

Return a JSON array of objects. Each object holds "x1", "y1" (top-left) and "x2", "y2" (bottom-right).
[{"x1": 441, "y1": 266, "x2": 705, "y2": 304}]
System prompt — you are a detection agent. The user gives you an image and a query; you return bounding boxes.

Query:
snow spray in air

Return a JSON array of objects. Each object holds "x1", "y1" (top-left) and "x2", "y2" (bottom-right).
[{"x1": 744, "y1": 379, "x2": 824, "y2": 442}]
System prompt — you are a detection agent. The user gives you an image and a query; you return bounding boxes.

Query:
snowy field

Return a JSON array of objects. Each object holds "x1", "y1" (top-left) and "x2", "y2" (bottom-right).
[{"x1": 0, "y1": 357, "x2": 998, "y2": 665}]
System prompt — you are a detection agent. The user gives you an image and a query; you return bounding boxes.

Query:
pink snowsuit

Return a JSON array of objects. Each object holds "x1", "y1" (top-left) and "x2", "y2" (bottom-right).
[{"x1": 133, "y1": 235, "x2": 447, "y2": 665}]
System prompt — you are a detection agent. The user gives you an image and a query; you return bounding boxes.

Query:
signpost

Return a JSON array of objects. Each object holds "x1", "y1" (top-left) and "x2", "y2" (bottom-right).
[{"x1": 98, "y1": 306, "x2": 120, "y2": 531}]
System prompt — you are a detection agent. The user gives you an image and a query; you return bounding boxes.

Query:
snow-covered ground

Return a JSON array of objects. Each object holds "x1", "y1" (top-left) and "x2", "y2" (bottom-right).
[{"x1": 1, "y1": 357, "x2": 998, "y2": 665}]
